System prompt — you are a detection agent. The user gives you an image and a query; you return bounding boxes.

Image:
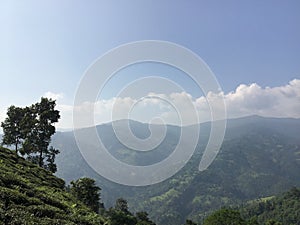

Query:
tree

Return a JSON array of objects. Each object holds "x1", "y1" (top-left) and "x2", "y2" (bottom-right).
[
  {"x1": 115, "y1": 198, "x2": 130, "y2": 214},
  {"x1": 1, "y1": 98, "x2": 60, "y2": 171},
  {"x1": 108, "y1": 208, "x2": 137, "y2": 225},
  {"x1": 23, "y1": 98, "x2": 60, "y2": 167},
  {"x1": 1, "y1": 106, "x2": 25, "y2": 156},
  {"x1": 43, "y1": 146, "x2": 60, "y2": 173},
  {"x1": 203, "y1": 208, "x2": 246, "y2": 225},
  {"x1": 107, "y1": 198, "x2": 138, "y2": 225},
  {"x1": 70, "y1": 177, "x2": 102, "y2": 213},
  {"x1": 136, "y1": 211, "x2": 156, "y2": 225},
  {"x1": 183, "y1": 219, "x2": 197, "y2": 225}
]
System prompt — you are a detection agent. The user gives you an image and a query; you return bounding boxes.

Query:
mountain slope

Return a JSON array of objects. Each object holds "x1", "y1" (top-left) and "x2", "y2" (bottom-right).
[
  {"x1": 0, "y1": 146, "x2": 106, "y2": 225},
  {"x1": 201, "y1": 187, "x2": 300, "y2": 225},
  {"x1": 52, "y1": 116, "x2": 300, "y2": 225},
  {"x1": 239, "y1": 187, "x2": 300, "y2": 224}
]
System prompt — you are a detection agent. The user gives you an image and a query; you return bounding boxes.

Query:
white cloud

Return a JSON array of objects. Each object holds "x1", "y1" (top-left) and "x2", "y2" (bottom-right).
[
  {"x1": 3, "y1": 80, "x2": 298, "y2": 129},
  {"x1": 43, "y1": 91, "x2": 64, "y2": 100},
  {"x1": 59, "y1": 79, "x2": 300, "y2": 128},
  {"x1": 225, "y1": 79, "x2": 300, "y2": 118},
  {"x1": 0, "y1": 108, "x2": 6, "y2": 133}
]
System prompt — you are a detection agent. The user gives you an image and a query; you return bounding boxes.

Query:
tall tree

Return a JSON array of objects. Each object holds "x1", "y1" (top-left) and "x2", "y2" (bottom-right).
[
  {"x1": 1, "y1": 98, "x2": 60, "y2": 172},
  {"x1": 70, "y1": 177, "x2": 102, "y2": 213},
  {"x1": 23, "y1": 98, "x2": 60, "y2": 167},
  {"x1": 1, "y1": 106, "x2": 25, "y2": 156}
]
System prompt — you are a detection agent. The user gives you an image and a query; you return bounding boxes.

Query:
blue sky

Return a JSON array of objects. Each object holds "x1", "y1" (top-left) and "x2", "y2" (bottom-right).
[{"x1": 1, "y1": 0, "x2": 300, "y2": 128}]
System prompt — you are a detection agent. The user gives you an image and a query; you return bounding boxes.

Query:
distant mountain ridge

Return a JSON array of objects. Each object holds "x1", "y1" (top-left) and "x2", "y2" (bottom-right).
[{"x1": 51, "y1": 115, "x2": 300, "y2": 225}]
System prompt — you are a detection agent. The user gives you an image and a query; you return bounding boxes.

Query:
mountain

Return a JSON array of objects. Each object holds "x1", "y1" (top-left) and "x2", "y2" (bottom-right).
[
  {"x1": 52, "y1": 116, "x2": 300, "y2": 225},
  {"x1": 0, "y1": 146, "x2": 106, "y2": 225}
]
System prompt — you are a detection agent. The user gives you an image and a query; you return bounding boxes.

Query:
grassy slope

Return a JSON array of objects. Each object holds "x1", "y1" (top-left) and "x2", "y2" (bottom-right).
[{"x1": 0, "y1": 146, "x2": 106, "y2": 225}]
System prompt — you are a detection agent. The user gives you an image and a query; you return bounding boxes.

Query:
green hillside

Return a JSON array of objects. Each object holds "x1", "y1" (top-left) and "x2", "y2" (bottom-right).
[
  {"x1": 240, "y1": 187, "x2": 300, "y2": 224},
  {"x1": 0, "y1": 146, "x2": 106, "y2": 225},
  {"x1": 52, "y1": 116, "x2": 300, "y2": 225},
  {"x1": 202, "y1": 187, "x2": 300, "y2": 225}
]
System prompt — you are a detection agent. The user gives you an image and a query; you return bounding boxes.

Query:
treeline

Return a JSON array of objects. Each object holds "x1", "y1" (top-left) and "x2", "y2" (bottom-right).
[{"x1": 1, "y1": 97, "x2": 60, "y2": 172}]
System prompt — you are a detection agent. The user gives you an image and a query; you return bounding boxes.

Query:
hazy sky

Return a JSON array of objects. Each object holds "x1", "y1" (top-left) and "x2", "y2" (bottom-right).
[{"x1": 1, "y1": 0, "x2": 300, "y2": 128}]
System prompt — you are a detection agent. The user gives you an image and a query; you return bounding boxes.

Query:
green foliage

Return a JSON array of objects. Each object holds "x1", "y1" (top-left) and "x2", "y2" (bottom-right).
[
  {"x1": 108, "y1": 208, "x2": 137, "y2": 225},
  {"x1": 115, "y1": 198, "x2": 130, "y2": 214},
  {"x1": 43, "y1": 146, "x2": 60, "y2": 173},
  {"x1": 0, "y1": 147, "x2": 105, "y2": 225},
  {"x1": 53, "y1": 116, "x2": 300, "y2": 224},
  {"x1": 265, "y1": 220, "x2": 282, "y2": 225},
  {"x1": 240, "y1": 187, "x2": 300, "y2": 225},
  {"x1": 136, "y1": 211, "x2": 156, "y2": 225},
  {"x1": 106, "y1": 199, "x2": 156, "y2": 225},
  {"x1": 1, "y1": 98, "x2": 60, "y2": 172},
  {"x1": 203, "y1": 187, "x2": 300, "y2": 225},
  {"x1": 70, "y1": 177, "x2": 102, "y2": 213},
  {"x1": 22, "y1": 97, "x2": 60, "y2": 167},
  {"x1": 1, "y1": 106, "x2": 25, "y2": 155},
  {"x1": 0, "y1": 146, "x2": 156, "y2": 225},
  {"x1": 203, "y1": 208, "x2": 246, "y2": 225},
  {"x1": 183, "y1": 219, "x2": 198, "y2": 225}
]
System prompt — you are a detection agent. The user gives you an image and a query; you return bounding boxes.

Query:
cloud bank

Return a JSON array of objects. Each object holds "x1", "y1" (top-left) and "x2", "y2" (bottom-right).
[{"x1": 53, "y1": 79, "x2": 300, "y2": 129}]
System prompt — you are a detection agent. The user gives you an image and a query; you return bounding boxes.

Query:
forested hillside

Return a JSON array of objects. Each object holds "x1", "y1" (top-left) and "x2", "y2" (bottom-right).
[
  {"x1": 240, "y1": 187, "x2": 300, "y2": 225},
  {"x1": 203, "y1": 187, "x2": 300, "y2": 225},
  {"x1": 52, "y1": 116, "x2": 300, "y2": 224}
]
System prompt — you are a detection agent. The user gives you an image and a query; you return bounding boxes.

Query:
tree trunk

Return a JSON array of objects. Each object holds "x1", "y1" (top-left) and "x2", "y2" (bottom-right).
[
  {"x1": 15, "y1": 142, "x2": 18, "y2": 155},
  {"x1": 39, "y1": 149, "x2": 43, "y2": 167},
  {"x1": 15, "y1": 138, "x2": 19, "y2": 162}
]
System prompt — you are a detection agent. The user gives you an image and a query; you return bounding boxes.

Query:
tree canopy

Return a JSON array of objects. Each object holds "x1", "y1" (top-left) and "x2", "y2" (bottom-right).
[
  {"x1": 70, "y1": 177, "x2": 102, "y2": 213},
  {"x1": 203, "y1": 208, "x2": 246, "y2": 225},
  {"x1": 1, "y1": 106, "x2": 25, "y2": 156},
  {"x1": 1, "y1": 97, "x2": 60, "y2": 172}
]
